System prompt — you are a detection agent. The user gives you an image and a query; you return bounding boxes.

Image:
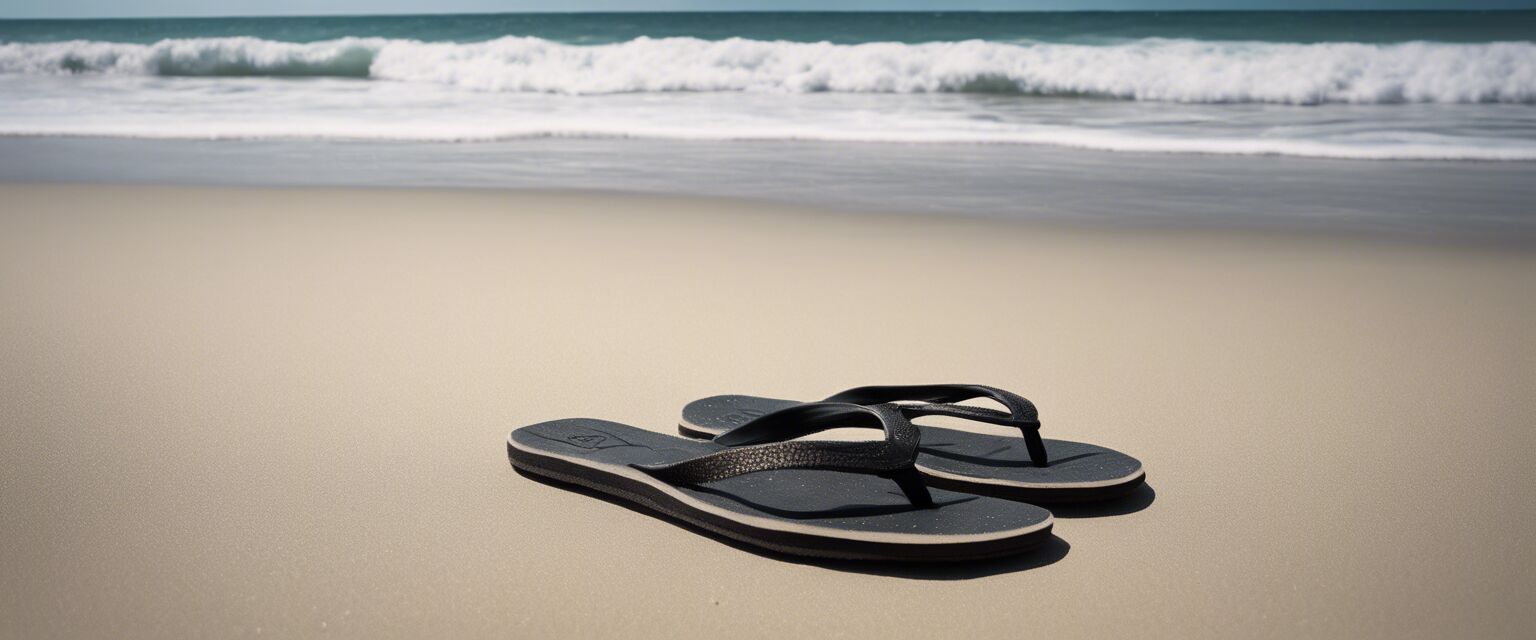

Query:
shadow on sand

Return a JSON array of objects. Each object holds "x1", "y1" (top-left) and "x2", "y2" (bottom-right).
[
  {"x1": 512, "y1": 466, "x2": 1071, "y2": 580},
  {"x1": 1048, "y1": 483, "x2": 1156, "y2": 519}
]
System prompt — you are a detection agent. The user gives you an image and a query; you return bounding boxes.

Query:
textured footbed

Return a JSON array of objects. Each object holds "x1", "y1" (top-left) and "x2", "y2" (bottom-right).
[
  {"x1": 508, "y1": 419, "x2": 1054, "y2": 561},
  {"x1": 680, "y1": 395, "x2": 1146, "y2": 503}
]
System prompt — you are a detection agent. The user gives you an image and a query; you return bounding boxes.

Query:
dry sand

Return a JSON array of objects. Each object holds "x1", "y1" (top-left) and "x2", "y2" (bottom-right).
[{"x1": 2, "y1": 183, "x2": 1533, "y2": 639}]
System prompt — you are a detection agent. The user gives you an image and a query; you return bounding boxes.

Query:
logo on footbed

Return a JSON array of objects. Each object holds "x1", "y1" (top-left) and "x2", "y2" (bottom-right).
[{"x1": 560, "y1": 429, "x2": 633, "y2": 449}]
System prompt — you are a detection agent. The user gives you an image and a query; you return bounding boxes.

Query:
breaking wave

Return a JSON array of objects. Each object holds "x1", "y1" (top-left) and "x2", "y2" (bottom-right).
[{"x1": 2, "y1": 35, "x2": 1534, "y2": 104}]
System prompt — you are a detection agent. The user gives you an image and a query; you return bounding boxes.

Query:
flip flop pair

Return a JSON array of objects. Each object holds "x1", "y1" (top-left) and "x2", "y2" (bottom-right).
[{"x1": 507, "y1": 384, "x2": 1143, "y2": 562}]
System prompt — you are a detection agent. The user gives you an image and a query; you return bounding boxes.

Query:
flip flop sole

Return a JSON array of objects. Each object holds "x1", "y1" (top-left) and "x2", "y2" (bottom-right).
[
  {"x1": 680, "y1": 395, "x2": 1146, "y2": 504},
  {"x1": 509, "y1": 419, "x2": 1054, "y2": 562}
]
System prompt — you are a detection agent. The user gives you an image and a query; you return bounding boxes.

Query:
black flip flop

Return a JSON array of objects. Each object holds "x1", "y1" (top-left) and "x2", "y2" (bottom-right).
[
  {"x1": 508, "y1": 402, "x2": 1054, "y2": 562},
  {"x1": 679, "y1": 385, "x2": 1145, "y2": 503}
]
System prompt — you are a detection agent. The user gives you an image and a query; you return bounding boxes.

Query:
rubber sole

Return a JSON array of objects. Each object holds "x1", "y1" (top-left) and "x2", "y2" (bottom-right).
[
  {"x1": 917, "y1": 465, "x2": 1146, "y2": 504},
  {"x1": 507, "y1": 440, "x2": 1054, "y2": 562}
]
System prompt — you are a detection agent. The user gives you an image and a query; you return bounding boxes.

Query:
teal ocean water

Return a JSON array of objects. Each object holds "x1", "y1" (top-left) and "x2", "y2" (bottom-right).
[
  {"x1": 3, "y1": 11, "x2": 1534, "y2": 45},
  {"x1": 1, "y1": 12, "x2": 1534, "y2": 239},
  {"x1": 2, "y1": 11, "x2": 1535, "y2": 159}
]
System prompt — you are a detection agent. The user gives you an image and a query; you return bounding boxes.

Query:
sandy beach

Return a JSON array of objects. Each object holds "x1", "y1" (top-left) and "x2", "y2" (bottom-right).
[{"x1": 2, "y1": 183, "x2": 1533, "y2": 638}]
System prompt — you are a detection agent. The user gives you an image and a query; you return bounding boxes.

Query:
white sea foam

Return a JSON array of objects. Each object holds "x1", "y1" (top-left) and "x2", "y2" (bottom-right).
[
  {"x1": 2, "y1": 36, "x2": 1534, "y2": 104},
  {"x1": 3, "y1": 35, "x2": 1533, "y2": 161},
  {"x1": 4, "y1": 119, "x2": 1533, "y2": 161}
]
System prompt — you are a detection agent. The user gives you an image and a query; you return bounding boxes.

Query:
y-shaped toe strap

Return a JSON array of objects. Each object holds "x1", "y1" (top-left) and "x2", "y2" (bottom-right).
[
  {"x1": 636, "y1": 402, "x2": 933, "y2": 507},
  {"x1": 822, "y1": 384, "x2": 1049, "y2": 467}
]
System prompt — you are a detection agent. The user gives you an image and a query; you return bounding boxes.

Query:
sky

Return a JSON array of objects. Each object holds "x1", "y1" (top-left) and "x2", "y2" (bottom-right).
[{"x1": 2, "y1": 1, "x2": 1533, "y2": 19}]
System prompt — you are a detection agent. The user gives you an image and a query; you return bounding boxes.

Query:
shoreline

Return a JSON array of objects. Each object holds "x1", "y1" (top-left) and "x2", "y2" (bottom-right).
[{"x1": 6, "y1": 137, "x2": 1536, "y2": 244}]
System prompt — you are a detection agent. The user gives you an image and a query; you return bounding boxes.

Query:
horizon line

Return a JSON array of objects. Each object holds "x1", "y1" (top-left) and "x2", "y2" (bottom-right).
[{"x1": 3, "y1": 7, "x2": 1533, "y2": 22}]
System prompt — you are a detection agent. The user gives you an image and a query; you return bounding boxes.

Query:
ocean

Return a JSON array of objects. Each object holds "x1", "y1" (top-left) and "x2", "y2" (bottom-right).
[{"x1": 1, "y1": 11, "x2": 1534, "y2": 239}]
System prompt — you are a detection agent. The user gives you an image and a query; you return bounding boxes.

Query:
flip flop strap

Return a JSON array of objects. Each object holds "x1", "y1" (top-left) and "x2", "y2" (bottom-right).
[
  {"x1": 636, "y1": 403, "x2": 932, "y2": 507},
  {"x1": 823, "y1": 384, "x2": 1049, "y2": 467}
]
